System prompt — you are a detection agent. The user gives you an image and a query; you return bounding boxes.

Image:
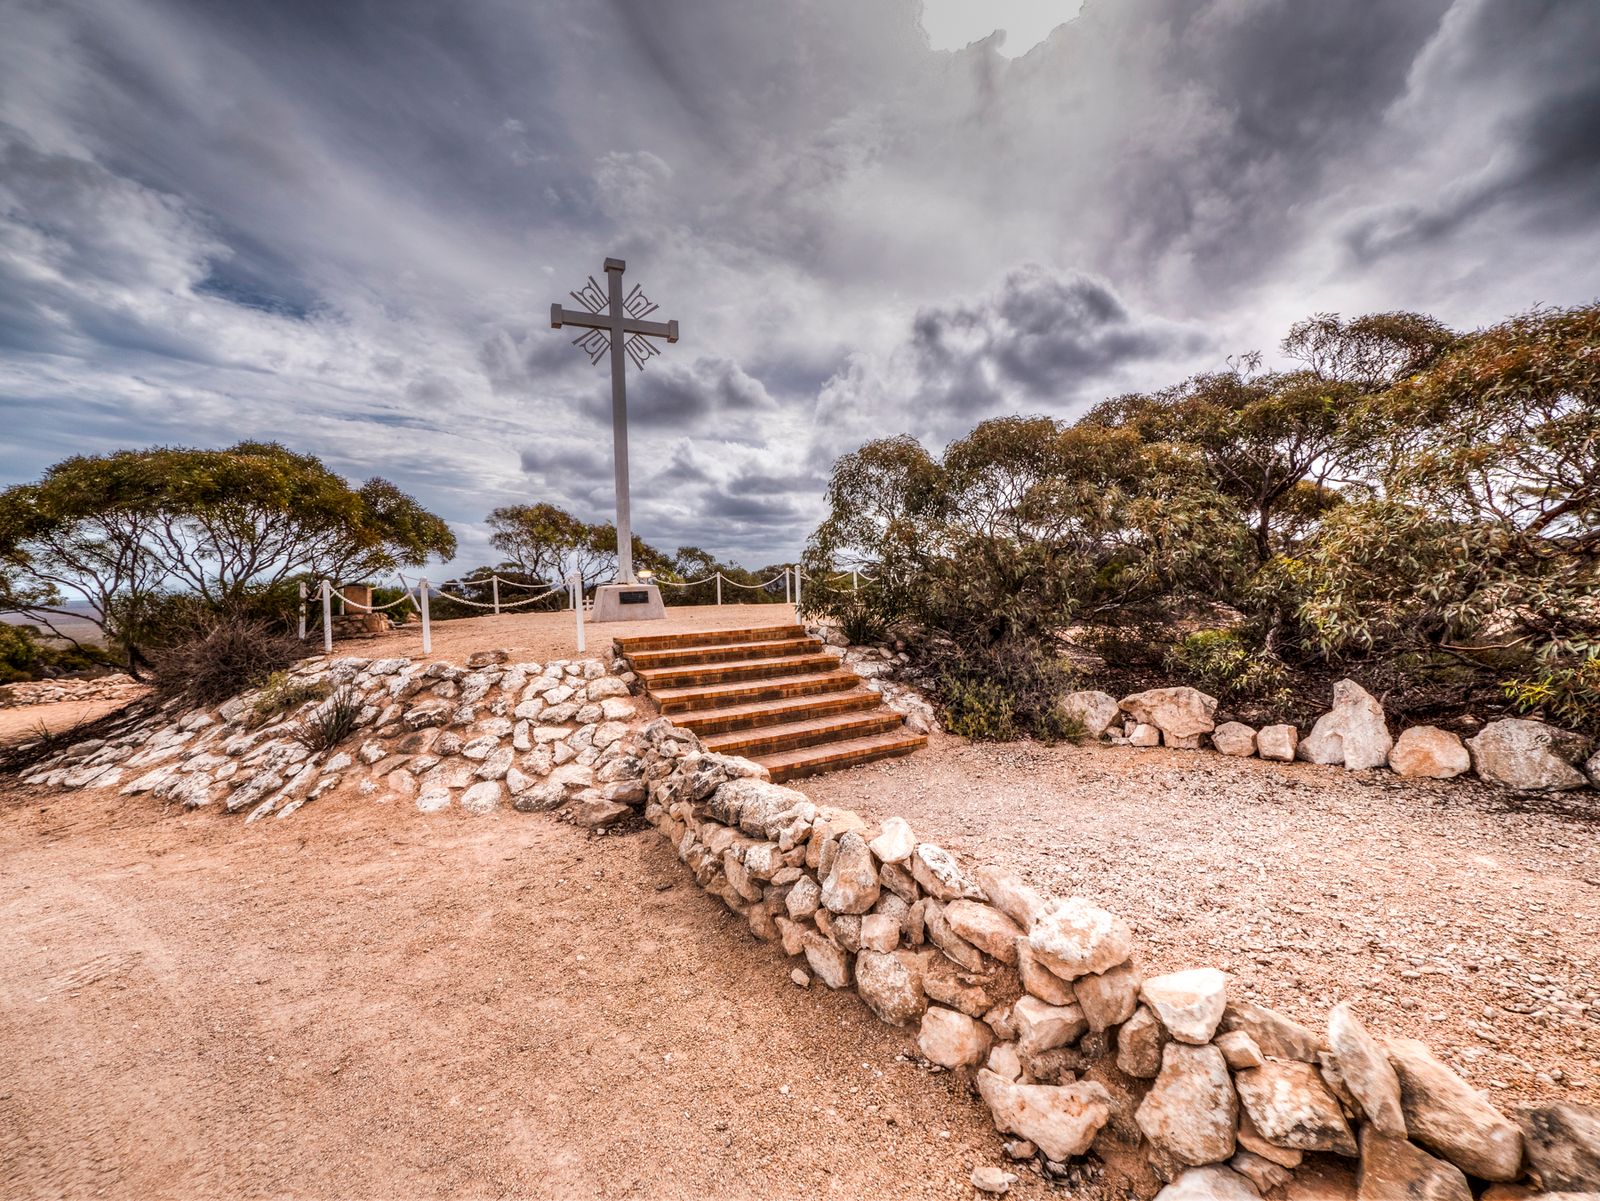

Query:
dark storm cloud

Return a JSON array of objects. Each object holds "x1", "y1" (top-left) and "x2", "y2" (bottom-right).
[{"x1": 2, "y1": 0, "x2": 1597, "y2": 571}]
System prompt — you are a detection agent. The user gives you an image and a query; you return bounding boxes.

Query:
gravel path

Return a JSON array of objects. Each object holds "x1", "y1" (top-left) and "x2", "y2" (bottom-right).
[
  {"x1": 804, "y1": 733, "x2": 1600, "y2": 1111},
  {"x1": 0, "y1": 777, "x2": 1054, "y2": 1201}
]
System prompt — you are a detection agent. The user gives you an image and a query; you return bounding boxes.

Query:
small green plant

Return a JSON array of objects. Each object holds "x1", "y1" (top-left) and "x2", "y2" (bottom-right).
[
  {"x1": 250, "y1": 671, "x2": 330, "y2": 727},
  {"x1": 290, "y1": 687, "x2": 365, "y2": 753},
  {"x1": 1162, "y1": 628, "x2": 1290, "y2": 701},
  {"x1": 839, "y1": 601, "x2": 887, "y2": 647},
  {"x1": 940, "y1": 674, "x2": 1017, "y2": 741},
  {"x1": 1502, "y1": 655, "x2": 1600, "y2": 737}
]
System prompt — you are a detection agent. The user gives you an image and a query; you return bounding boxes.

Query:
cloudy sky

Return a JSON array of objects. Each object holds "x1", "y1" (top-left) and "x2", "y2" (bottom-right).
[{"x1": 3, "y1": 0, "x2": 1598, "y2": 571}]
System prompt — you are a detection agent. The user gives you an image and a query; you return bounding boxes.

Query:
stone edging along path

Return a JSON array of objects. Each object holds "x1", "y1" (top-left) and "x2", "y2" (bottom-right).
[
  {"x1": 631, "y1": 715, "x2": 1600, "y2": 1200},
  {"x1": 12, "y1": 650, "x2": 1599, "y2": 1198}
]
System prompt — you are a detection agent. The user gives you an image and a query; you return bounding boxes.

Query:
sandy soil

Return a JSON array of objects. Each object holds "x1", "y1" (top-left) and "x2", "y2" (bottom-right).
[
  {"x1": 805, "y1": 734, "x2": 1600, "y2": 1111},
  {"x1": 0, "y1": 778, "x2": 1058, "y2": 1201},
  {"x1": 350, "y1": 602, "x2": 798, "y2": 667},
  {"x1": 0, "y1": 696, "x2": 147, "y2": 748}
]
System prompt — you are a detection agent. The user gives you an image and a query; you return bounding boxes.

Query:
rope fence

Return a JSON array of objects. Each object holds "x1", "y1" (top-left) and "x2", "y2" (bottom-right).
[{"x1": 296, "y1": 565, "x2": 881, "y2": 656}]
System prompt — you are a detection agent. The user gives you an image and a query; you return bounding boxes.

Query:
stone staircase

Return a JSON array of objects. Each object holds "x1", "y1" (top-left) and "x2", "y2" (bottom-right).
[{"x1": 613, "y1": 624, "x2": 927, "y2": 782}]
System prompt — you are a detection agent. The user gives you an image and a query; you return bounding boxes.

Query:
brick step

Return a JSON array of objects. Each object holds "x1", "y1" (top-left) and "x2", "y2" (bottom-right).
[
  {"x1": 671, "y1": 688, "x2": 884, "y2": 735},
  {"x1": 652, "y1": 669, "x2": 861, "y2": 714},
  {"x1": 701, "y1": 708, "x2": 906, "y2": 757},
  {"x1": 636, "y1": 652, "x2": 839, "y2": 690},
  {"x1": 755, "y1": 730, "x2": 929, "y2": 783},
  {"x1": 627, "y1": 635, "x2": 823, "y2": 671},
  {"x1": 614, "y1": 624, "x2": 807, "y2": 656}
]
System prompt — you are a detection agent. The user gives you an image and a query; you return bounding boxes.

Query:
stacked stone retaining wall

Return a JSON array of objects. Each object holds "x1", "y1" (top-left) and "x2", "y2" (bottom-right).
[{"x1": 635, "y1": 717, "x2": 1598, "y2": 1199}]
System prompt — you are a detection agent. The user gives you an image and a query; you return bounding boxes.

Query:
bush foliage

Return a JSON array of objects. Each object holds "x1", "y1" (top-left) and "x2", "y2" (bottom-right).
[{"x1": 803, "y1": 302, "x2": 1600, "y2": 737}]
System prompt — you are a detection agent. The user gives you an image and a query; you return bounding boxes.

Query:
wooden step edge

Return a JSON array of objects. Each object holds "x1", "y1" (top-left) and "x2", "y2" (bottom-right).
[
  {"x1": 628, "y1": 637, "x2": 824, "y2": 669},
  {"x1": 702, "y1": 710, "x2": 904, "y2": 755},
  {"x1": 614, "y1": 625, "x2": 807, "y2": 654},
  {"x1": 670, "y1": 689, "x2": 883, "y2": 734},
  {"x1": 758, "y1": 731, "x2": 929, "y2": 783},
  {"x1": 653, "y1": 671, "x2": 861, "y2": 713},
  {"x1": 636, "y1": 653, "x2": 840, "y2": 687}
]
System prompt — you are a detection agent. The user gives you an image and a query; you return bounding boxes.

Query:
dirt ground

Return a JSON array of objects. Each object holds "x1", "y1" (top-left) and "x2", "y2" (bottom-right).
[
  {"x1": 0, "y1": 696, "x2": 146, "y2": 748},
  {"x1": 0, "y1": 778, "x2": 1060, "y2": 1201},
  {"x1": 355, "y1": 602, "x2": 799, "y2": 666},
  {"x1": 806, "y1": 733, "x2": 1600, "y2": 1111}
]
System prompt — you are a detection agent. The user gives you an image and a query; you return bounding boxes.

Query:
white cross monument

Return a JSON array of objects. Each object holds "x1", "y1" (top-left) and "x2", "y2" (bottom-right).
[{"x1": 550, "y1": 256, "x2": 678, "y2": 622}]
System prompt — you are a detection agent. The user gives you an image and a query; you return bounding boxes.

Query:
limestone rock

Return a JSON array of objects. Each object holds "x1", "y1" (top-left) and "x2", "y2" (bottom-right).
[
  {"x1": 786, "y1": 874, "x2": 821, "y2": 920},
  {"x1": 1027, "y1": 897, "x2": 1133, "y2": 981},
  {"x1": 1060, "y1": 690, "x2": 1121, "y2": 738},
  {"x1": 1467, "y1": 718, "x2": 1590, "y2": 792},
  {"x1": 1388, "y1": 726, "x2": 1471, "y2": 779},
  {"x1": 1236, "y1": 1110, "x2": 1302, "y2": 1170},
  {"x1": 925, "y1": 901, "x2": 988, "y2": 971},
  {"x1": 868, "y1": 815, "x2": 915, "y2": 864},
  {"x1": 1152, "y1": 1167, "x2": 1261, "y2": 1201},
  {"x1": 854, "y1": 949, "x2": 927, "y2": 1027},
  {"x1": 918, "y1": 951, "x2": 997, "y2": 1016},
  {"x1": 1135, "y1": 1042, "x2": 1238, "y2": 1166},
  {"x1": 943, "y1": 900, "x2": 1023, "y2": 964},
  {"x1": 1073, "y1": 959, "x2": 1141, "y2": 1032},
  {"x1": 1219, "y1": 1002, "x2": 1323, "y2": 1063},
  {"x1": 1212, "y1": 722, "x2": 1257, "y2": 757},
  {"x1": 820, "y1": 830, "x2": 880, "y2": 914},
  {"x1": 975, "y1": 1070, "x2": 1112, "y2": 1162},
  {"x1": 970, "y1": 1166, "x2": 1017, "y2": 1196},
  {"x1": 987, "y1": 1042, "x2": 1024, "y2": 1083},
  {"x1": 1141, "y1": 968, "x2": 1228, "y2": 1044},
  {"x1": 1328, "y1": 1003, "x2": 1405, "y2": 1137},
  {"x1": 1257, "y1": 724, "x2": 1298, "y2": 762},
  {"x1": 801, "y1": 931, "x2": 852, "y2": 989},
  {"x1": 910, "y1": 842, "x2": 978, "y2": 901},
  {"x1": 1129, "y1": 723, "x2": 1161, "y2": 747},
  {"x1": 1588, "y1": 747, "x2": 1600, "y2": 787},
  {"x1": 1013, "y1": 996, "x2": 1087, "y2": 1056},
  {"x1": 1516, "y1": 1102, "x2": 1600, "y2": 1192},
  {"x1": 1203, "y1": 1032, "x2": 1257, "y2": 1074},
  {"x1": 1233, "y1": 1059, "x2": 1358, "y2": 1156},
  {"x1": 1230, "y1": 1150, "x2": 1292, "y2": 1195},
  {"x1": 859, "y1": 912, "x2": 901, "y2": 952},
  {"x1": 1119, "y1": 687, "x2": 1218, "y2": 740},
  {"x1": 573, "y1": 796, "x2": 630, "y2": 827},
  {"x1": 1116, "y1": 1005, "x2": 1167, "y2": 1078},
  {"x1": 973, "y1": 865, "x2": 1047, "y2": 930},
  {"x1": 1298, "y1": 679, "x2": 1392, "y2": 770},
  {"x1": 1385, "y1": 1037, "x2": 1522, "y2": 1181},
  {"x1": 1017, "y1": 942, "x2": 1076, "y2": 1006},
  {"x1": 919, "y1": 1006, "x2": 992, "y2": 1068},
  {"x1": 1357, "y1": 1127, "x2": 1470, "y2": 1201}
]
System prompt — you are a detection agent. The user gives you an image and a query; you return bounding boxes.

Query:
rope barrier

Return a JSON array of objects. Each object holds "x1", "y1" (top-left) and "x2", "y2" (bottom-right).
[
  {"x1": 430, "y1": 585, "x2": 566, "y2": 610},
  {"x1": 721, "y1": 571, "x2": 790, "y2": 589}
]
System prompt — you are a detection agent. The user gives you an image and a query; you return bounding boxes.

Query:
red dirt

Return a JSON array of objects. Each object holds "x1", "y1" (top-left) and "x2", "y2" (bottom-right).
[{"x1": 0, "y1": 779, "x2": 1053, "y2": 1201}]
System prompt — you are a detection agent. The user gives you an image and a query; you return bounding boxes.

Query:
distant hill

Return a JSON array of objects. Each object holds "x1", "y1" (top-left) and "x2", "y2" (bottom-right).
[{"x1": 1, "y1": 603, "x2": 106, "y2": 645}]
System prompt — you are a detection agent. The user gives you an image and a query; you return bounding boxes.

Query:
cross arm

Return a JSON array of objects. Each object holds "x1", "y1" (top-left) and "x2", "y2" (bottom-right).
[{"x1": 550, "y1": 304, "x2": 679, "y2": 343}]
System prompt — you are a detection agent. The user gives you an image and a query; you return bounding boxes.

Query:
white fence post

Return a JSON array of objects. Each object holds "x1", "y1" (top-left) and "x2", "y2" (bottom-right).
[
  {"x1": 794, "y1": 565, "x2": 802, "y2": 610},
  {"x1": 320, "y1": 580, "x2": 333, "y2": 654},
  {"x1": 492, "y1": 575, "x2": 500, "y2": 616},
  {"x1": 571, "y1": 573, "x2": 586, "y2": 654},
  {"x1": 852, "y1": 569, "x2": 859, "y2": 592},
  {"x1": 716, "y1": 572, "x2": 723, "y2": 606},
  {"x1": 418, "y1": 579, "x2": 432, "y2": 655},
  {"x1": 298, "y1": 581, "x2": 307, "y2": 641}
]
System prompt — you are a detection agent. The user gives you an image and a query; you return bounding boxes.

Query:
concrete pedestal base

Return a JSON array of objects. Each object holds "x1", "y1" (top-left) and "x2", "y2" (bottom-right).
[{"x1": 589, "y1": 582, "x2": 666, "y2": 623}]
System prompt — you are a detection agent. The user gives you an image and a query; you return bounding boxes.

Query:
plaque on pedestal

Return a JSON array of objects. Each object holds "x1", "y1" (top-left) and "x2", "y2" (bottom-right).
[{"x1": 589, "y1": 582, "x2": 665, "y2": 622}]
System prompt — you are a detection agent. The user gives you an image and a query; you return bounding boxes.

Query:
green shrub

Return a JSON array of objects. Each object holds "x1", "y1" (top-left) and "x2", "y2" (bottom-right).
[
  {"x1": 291, "y1": 687, "x2": 365, "y2": 752},
  {"x1": 250, "y1": 671, "x2": 330, "y2": 727},
  {"x1": 1162, "y1": 629, "x2": 1290, "y2": 701},
  {"x1": 839, "y1": 601, "x2": 887, "y2": 647},
  {"x1": 936, "y1": 639, "x2": 1083, "y2": 743},
  {"x1": 1502, "y1": 656, "x2": 1600, "y2": 737}
]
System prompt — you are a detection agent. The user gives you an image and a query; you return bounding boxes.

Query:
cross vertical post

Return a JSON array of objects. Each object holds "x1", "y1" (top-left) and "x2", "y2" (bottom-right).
[
  {"x1": 550, "y1": 254, "x2": 679, "y2": 620},
  {"x1": 605, "y1": 260, "x2": 635, "y2": 585}
]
